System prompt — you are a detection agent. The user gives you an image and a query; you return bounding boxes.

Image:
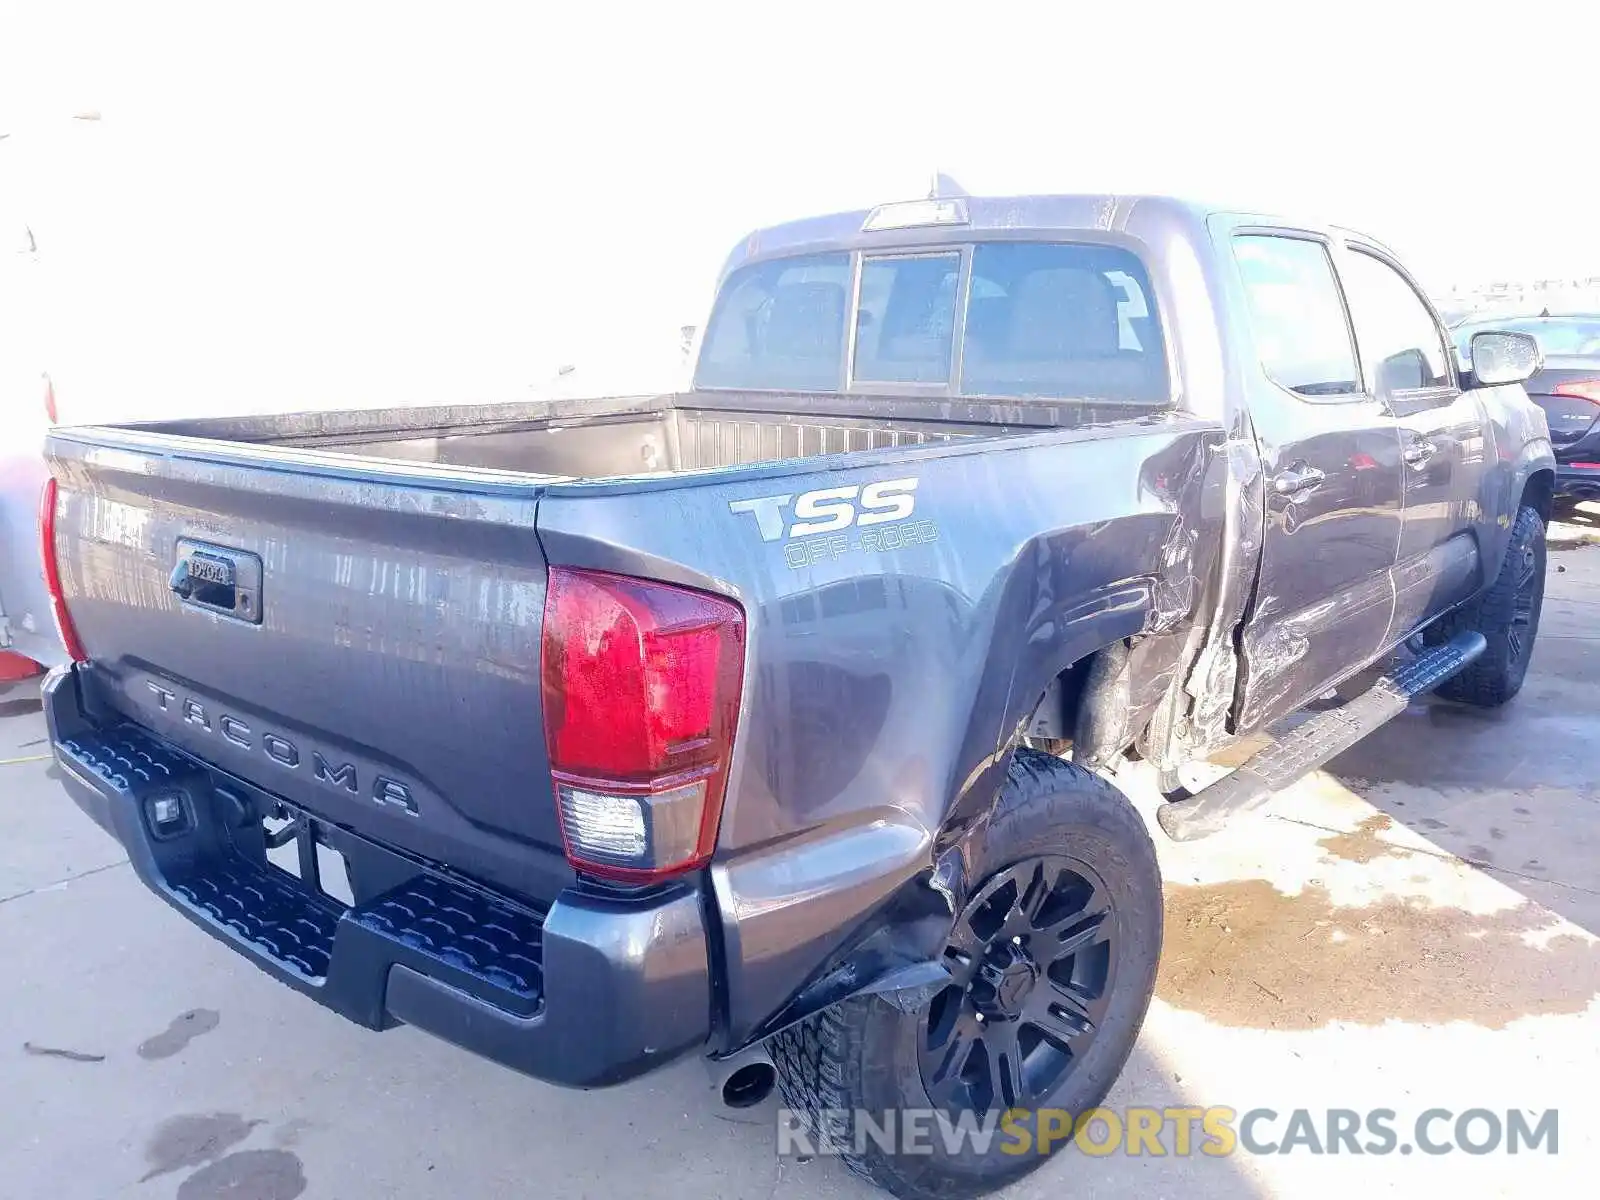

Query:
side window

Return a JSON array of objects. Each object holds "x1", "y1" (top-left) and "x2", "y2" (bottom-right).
[
  {"x1": 853, "y1": 253, "x2": 961, "y2": 385},
  {"x1": 1233, "y1": 235, "x2": 1361, "y2": 397},
  {"x1": 1340, "y1": 250, "x2": 1453, "y2": 396}
]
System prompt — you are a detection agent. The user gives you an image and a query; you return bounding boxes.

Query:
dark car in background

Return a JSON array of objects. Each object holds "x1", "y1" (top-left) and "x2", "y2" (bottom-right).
[{"x1": 1452, "y1": 314, "x2": 1600, "y2": 504}]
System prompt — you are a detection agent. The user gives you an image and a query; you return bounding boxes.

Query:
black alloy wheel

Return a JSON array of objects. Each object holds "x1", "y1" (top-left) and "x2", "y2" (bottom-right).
[
  {"x1": 918, "y1": 854, "x2": 1114, "y2": 1115},
  {"x1": 1507, "y1": 538, "x2": 1540, "y2": 668}
]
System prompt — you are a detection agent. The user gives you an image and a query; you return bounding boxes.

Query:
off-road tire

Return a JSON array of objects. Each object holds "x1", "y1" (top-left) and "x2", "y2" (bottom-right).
[
  {"x1": 770, "y1": 750, "x2": 1162, "y2": 1200},
  {"x1": 1426, "y1": 504, "x2": 1546, "y2": 707}
]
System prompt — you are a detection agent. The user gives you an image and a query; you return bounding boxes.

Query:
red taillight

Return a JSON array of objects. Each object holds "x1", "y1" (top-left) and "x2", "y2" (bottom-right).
[
  {"x1": 541, "y1": 568, "x2": 744, "y2": 883},
  {"x1": 1553, "y1": 380, "x2": 1600, "y2": 405},
  {"x1": 38, "y1": 478, "x2": 88, "y2": 662}
]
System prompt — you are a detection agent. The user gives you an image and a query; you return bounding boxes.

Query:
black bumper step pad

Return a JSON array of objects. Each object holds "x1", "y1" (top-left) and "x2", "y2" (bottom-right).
[
  {"x1": 58, "y1": 724, "x2": 194, "y2": 796},
  {"x1": 58, "y1": 723, "x2": 545, "y2": 1016},
  {"x1": 172, "y1": 860, "x2": 341, "y2": 979},
  {"x1": 353, "y1": 874, "x2": 544, "y2": 1001}
]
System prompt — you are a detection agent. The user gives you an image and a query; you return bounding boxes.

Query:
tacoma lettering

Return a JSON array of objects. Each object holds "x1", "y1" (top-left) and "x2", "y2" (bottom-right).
[{"x1": 140, "y1": 680, "x2": 416, "y2": 814}]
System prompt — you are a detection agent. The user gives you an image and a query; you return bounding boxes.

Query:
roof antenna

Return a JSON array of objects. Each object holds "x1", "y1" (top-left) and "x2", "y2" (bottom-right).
[{"x1": 928, "y1": 170, "x2": 969, "y2": 200}]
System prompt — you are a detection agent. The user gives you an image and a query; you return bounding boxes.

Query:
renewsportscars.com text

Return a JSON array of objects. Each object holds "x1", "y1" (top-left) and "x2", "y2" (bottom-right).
[{"x1": 777, "y1": 1106, "x2": 1559, "y2": 1158}]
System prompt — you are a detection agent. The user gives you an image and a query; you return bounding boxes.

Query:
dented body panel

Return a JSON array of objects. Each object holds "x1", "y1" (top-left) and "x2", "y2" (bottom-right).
[{"x1": 42, "y1": 193, "x2": 1554, "y2": 1070}]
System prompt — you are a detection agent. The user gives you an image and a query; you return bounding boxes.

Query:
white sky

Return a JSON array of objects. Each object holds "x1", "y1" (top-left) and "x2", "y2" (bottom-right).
[{"x1": 2, "y1": 0, "x2": 1596, "y2": 417}]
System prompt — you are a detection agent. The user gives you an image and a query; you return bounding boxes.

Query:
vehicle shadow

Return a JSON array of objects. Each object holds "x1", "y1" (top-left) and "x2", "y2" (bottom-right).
[
  {"x1": 1552, "y1": 499, "x2": 1600, "y2": 529},
  {"x1": 0, "y1": 676, "x2": 47, "y2": 757}
]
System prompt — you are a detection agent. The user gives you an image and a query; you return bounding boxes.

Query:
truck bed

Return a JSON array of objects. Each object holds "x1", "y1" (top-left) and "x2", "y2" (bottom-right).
[
  {"x1": 121, "y1": 390, "x2": 1120, "y2": 480},
  {"x1": 45, "y1": 387, "x2": 1134, "y2": 913}
]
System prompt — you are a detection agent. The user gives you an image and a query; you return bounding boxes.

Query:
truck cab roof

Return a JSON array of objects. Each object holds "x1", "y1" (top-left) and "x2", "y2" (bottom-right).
[{"x1": 723, "y1": 192, "x2": 1394, "y2": 279}]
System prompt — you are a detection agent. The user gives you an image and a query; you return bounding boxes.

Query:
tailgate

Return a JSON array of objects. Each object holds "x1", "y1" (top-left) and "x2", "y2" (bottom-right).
[{"x1": 46, "y1": 431, "x2": 572, "y2": 905}]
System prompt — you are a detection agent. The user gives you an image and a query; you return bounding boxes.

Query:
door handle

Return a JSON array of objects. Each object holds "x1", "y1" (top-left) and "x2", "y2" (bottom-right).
[
  {"x1": 1272, "y1": 465, "x2": 1327, "y2": 496},
  {"x1": 1403, "y1": 440, "x2": 1437, "y2": 467}
]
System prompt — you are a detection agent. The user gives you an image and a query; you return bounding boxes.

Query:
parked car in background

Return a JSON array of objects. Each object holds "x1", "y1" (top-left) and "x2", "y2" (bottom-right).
[{"x1": 1451, "y1": 315, "x2": 1600, "y2": 504}]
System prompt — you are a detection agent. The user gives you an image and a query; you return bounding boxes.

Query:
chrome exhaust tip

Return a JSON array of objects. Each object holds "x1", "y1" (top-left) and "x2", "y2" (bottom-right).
[{"x1": 707, "y1": 1043, "x2": 777, "y2": 1109}]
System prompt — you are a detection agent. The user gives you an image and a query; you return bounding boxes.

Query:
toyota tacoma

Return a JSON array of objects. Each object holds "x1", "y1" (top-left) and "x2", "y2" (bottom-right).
[{"x1": 40, "y1": 193, "x2": 1554, "y2": 1198}]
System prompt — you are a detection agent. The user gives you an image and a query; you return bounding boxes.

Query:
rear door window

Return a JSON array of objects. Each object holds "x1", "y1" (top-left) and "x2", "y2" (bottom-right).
[
  {"x1": 695, "y1": 252, "x2": 851, "y2": 391},
  {"x1": 961, "y1": 243, "x2": 1167, "y2": 403},
  {"x1": 852, "y1": 253, "x2": 961, "y2": 385}
]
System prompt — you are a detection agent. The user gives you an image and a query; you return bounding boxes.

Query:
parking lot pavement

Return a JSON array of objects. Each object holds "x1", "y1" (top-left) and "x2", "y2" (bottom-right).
[{"x1": 4, "y1": 551, "x2": 1598, "y2": 1200}]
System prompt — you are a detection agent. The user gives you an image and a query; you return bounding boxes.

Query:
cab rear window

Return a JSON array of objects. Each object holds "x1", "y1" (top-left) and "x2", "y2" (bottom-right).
[
  {"x1": 694, "y1": 253, "x2": 852, "y2": 391},
  {"x1": 961, "y1": 243, "x2": 1166, "y2": 403},
  {"x1": 853, "y1": 253, "x2": 962, "y2": 385},
  {"x1": 695, "y1": 241, "x2": 1168, "y2": 406}
]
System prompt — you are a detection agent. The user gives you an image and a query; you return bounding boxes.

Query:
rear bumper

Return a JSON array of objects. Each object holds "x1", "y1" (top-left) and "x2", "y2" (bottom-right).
[{"x1": 43, "y1": 665, "x2": 711, "y2": 1088}]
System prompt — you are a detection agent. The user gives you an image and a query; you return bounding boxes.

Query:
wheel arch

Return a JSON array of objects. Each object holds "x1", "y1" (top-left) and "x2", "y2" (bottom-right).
[
  {"x1": 730, "y1": 634, "x2": 1173, "y2": 1049},
  {"x1": 1522, "y1": 467, "x2": 1555, "y2": 524}
]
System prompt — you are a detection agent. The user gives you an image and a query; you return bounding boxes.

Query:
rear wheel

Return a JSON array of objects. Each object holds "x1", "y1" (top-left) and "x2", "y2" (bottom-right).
[
  {"x1": 771, "y1": 750, "x2": 1161, "y2": 1200},
  {"x1": 1427, "y1": 504, "x2": 1546, "y2": 707}
]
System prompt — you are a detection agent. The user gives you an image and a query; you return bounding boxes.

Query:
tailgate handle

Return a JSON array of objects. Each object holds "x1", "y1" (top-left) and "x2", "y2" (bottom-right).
[
  {"x1": 170, "y1": 540, "x2": 263, "y2": 624},
  {"x1": 168, "y1": 559, "x2": 198, "y2": 600}
]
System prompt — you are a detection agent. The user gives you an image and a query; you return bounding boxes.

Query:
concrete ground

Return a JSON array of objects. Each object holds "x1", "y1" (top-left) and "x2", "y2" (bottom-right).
[{"x1": 5, "y1": 548, "x2": 1599, "y2": 1200}]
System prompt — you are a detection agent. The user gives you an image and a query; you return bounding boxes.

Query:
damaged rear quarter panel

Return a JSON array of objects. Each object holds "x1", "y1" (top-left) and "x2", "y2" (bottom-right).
[{"x1": 534, "y1": 417, "x2": 1226, "y2": 1045}]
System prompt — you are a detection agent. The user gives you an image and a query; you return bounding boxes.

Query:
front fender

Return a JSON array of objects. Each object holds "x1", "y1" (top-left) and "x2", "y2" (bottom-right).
[{"x1": 1477, "y1": 381, "x2": 1555, "y2": 584}]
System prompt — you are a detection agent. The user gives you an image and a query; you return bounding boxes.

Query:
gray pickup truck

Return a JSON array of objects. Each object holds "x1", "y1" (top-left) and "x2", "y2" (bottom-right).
[{"x1": 41, "y1": 193, "x2": 1553, "y2": 1199}]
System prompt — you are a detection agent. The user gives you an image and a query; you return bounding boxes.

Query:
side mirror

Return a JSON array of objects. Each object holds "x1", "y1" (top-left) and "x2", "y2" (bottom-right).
[
  {"x1": 1376, "y1": 347, "x2": 1430, "y2": 394},
  {"x1": 1468, "y1": 330, "x2": 1542, "y2": 387}
]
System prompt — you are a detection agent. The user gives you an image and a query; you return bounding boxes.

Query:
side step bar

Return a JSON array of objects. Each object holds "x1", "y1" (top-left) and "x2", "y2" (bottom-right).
[{"x1": 1157, "y1": 631, "x2": 1486, "y2": 842}]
